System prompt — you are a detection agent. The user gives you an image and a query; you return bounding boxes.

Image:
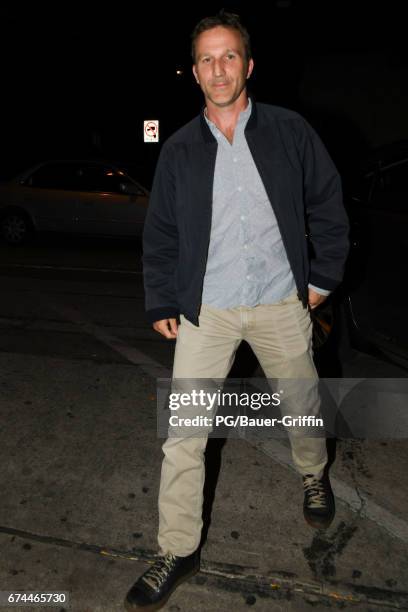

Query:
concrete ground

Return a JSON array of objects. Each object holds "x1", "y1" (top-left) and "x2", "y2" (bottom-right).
[{"x1": 1, "y1": 349, "x2": 408, "y2": 611}]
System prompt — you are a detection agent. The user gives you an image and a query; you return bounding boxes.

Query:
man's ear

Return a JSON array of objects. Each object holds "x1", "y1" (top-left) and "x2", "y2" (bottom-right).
[
  {"x1": 192, "y1": 65, "x2": 199, "y2": 84},
  {"x1": 246, "y1": 58, "x2": 254, "y2": 79}
]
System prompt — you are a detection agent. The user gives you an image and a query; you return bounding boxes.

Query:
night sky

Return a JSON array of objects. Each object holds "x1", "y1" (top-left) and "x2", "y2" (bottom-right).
[{"x1": 1, "y1": 1, "x2": 406, "y2": 183}]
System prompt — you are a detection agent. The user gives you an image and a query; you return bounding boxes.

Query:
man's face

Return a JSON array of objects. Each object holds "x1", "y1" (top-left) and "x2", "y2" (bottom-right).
[{"x1": 192, "y1": 26, "x2": 254, "y2": 108}]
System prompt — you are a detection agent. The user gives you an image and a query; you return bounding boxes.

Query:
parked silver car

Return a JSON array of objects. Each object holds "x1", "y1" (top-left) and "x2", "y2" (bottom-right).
[{"x1": 0, "y1": 160, "x2": 149, "y2": 244}]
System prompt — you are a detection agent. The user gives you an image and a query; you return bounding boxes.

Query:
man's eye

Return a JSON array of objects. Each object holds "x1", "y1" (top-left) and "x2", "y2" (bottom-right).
[
  {"x1": 202, "y1": 57, "x2": 211, "y2": 63},
  {"x1": 226, "y1": 54, "x2": 235, "y2": 60}
]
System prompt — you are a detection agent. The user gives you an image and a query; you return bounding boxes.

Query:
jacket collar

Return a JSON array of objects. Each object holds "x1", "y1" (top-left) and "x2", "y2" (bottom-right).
[{"x1": 199, "y1": 94, "x2": 258, "y2": 143}]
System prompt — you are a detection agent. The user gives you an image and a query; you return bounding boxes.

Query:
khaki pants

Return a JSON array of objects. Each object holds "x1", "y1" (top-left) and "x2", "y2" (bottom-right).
[{"x1": 158, "y1": 293, "x2": 327, "y2": 556}]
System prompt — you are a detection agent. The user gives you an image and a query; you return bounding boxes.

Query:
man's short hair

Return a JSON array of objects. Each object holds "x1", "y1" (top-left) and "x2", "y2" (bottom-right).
[{"x1": 191, "y1": 10, "x2": 252, "y2": 63}]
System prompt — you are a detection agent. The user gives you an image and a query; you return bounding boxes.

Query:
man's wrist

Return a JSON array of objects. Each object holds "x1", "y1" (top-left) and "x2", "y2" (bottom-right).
[{"x1": 308, "y1": 283, "x2": 331, "y2": 297}]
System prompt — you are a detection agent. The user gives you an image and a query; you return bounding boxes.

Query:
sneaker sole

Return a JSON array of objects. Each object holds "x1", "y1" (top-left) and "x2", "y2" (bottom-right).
[
  {"x1": 123, "y1": 565, "x2": 200, "y2": 611},
  {"x1": 304, "y1": 510, "x2": 335, "y2": 529}
]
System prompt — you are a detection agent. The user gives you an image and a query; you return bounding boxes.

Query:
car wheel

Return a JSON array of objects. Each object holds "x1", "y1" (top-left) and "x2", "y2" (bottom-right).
[{"x1": 1, "y1": 211, "x2": 33, "y2": 245}]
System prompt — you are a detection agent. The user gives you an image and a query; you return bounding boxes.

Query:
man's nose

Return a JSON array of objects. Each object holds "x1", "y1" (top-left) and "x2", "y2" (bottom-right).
[{"x1": 213, "y1": 59, "x2": 225, "y2": 77}]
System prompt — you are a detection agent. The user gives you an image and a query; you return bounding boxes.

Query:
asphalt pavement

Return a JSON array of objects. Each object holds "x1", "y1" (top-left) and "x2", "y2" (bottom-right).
[{"x1": 0, "y1": 237, "x2": 407, "y2": 611}]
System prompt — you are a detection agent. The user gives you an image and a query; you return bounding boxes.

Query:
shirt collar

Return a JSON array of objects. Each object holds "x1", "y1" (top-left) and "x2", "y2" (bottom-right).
[{"x1": 204, "y1": 97, "x2": 252, "y2": 136}]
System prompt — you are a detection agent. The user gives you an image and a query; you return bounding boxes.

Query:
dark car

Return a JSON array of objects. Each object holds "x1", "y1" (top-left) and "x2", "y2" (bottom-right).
[
  {"x1": 0, "y1": 160, "x2": 149, "y2": 245},
  {"x1": 342, "y1": 140, "x2": 408, "y2": 368}
]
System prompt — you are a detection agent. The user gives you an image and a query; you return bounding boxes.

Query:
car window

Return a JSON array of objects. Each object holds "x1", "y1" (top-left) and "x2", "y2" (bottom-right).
[
  {"x1": 370, "y1": 161, "x2": 408, "y2": 213},
  {"x1": 27, "y1": 163, "x2": 81, "y2": 190},
  {"x1": 77, "y1": 165, "x2": 124, "y2": 193},
  {"x1": 351, "y1": 173, "x2": 375, "y2": 204}
]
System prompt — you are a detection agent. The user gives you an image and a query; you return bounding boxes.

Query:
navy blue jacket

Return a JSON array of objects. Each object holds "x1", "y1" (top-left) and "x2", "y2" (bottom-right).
[{"x1": 143, "y1": 101, "x2": 349, "y2": 325}]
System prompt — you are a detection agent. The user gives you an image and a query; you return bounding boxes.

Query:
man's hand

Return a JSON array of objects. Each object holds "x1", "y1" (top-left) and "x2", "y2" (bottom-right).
[
  {"x1": 153, "y1": 318, "x2": 178, "y2": 339},
  {"x1": 308, "y1": 288, "x2": 328, "y2": 310}
]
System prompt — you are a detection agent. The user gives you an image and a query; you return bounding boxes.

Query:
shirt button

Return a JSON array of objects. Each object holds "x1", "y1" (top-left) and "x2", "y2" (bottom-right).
[
  {"x1": 240, "y1": 215, "x2": 245, "y2": 221},
  {"x1": 246, "y1": 275, "x2": 251, "y2": 280},
  {"x1": 244, "y1": 244, "x2": 248, "y2": 249},
  {"x1": 237, "y1": 186, "x2": 242, "y2": 192},
  {"x1": 233, "y1": 157, "x2": 238, "y2": 162}
]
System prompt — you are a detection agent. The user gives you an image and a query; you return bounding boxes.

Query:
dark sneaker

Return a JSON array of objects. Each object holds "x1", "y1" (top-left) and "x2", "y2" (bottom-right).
[
  {"x1": 124, "y1": 550, "x2": 200, "y2": 611},
  {"x1": 303, "y1": 471, "x2": 335, "y2": 529}
]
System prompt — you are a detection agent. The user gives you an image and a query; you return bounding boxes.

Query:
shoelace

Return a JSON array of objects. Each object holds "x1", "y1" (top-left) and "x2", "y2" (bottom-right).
[
  {"x1": 142, "y1": 553, "x2": 177, "y2": 591},
  {"x1": 303, "y1": 474, "x2": 327, "y2": 509}
]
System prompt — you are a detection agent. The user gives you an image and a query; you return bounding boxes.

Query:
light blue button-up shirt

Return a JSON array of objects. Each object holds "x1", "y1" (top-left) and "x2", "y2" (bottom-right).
[{"x1": 201, "y1": 99, "x2": 297, "y2": 308}]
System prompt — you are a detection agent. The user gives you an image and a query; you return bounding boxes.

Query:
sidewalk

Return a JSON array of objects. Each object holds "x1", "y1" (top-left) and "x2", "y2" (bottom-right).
[{"x1": 1, "y1": 351, "x2": 408, "y2": 611}]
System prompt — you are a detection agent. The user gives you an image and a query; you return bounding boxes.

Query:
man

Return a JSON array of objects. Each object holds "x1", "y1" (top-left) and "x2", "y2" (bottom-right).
[{"x1": 124, "y1": 10, "x2": 349, "y2": 611}]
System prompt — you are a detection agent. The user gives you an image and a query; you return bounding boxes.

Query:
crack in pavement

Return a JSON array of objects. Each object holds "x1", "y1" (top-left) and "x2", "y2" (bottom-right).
[{"x1": 1, "y1": 525, "x2": 407, "y2": 609}]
